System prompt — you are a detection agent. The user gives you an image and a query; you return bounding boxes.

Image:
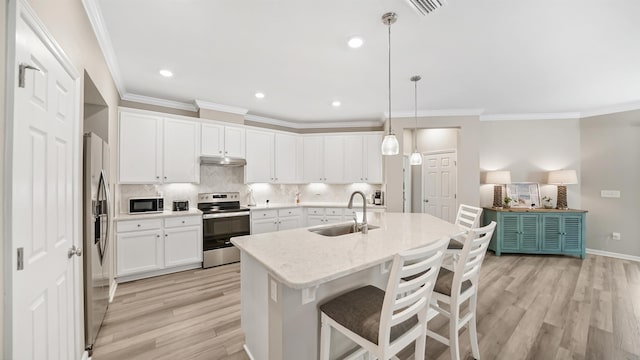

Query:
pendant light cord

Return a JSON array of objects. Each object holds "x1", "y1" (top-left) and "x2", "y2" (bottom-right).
[
  {"x1": 414, "y1": 79, "x2": 418, "y2": 151},
  {"x1": 388, "y1": 22, "x2": 392, "y2": 136}
]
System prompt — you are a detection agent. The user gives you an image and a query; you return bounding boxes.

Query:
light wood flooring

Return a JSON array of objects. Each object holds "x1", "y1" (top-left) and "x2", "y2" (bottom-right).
[{"x1": 92, "y1": 253, "x2": 640, "y2": 360}]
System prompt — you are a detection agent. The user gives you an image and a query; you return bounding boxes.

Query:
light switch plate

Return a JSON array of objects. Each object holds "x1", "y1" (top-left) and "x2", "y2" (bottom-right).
[
  {"x1": 612, "y1": 232, "x2": 621, "y2": 241},
  {"x1": 601, "y1": 190, "x2": 621, "y2": 198}
]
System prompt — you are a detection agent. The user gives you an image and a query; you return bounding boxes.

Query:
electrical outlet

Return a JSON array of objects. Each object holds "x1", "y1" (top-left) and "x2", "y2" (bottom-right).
[
  {"x1": 601, "y1": 190, "x2": 621, "y2": 198},
  {"x1": 612, "y1": 232, "x2": 621, "y2": 241}
]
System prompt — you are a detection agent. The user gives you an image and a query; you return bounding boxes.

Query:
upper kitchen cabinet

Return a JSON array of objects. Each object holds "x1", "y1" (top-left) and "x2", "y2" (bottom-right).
[
  {"x1": 245, "y1": 128, "x2": 302, "y2": 183},
  {"x1": 119, "y1": 109, "x2": 200, "y2": 184},
  {"x1": 201, "y1": 123, "x2": 245, "y2": 158},
  {"x1": 302, "y1": 135, "x2": 345, "y2": 183},
  {"x1": 363, "y1": 133, "x2": 383, "y2": 183}
]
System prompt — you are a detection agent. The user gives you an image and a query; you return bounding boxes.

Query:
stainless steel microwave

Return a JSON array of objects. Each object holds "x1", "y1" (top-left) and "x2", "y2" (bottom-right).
[{"x1": 128, "y1": 197, "x2": 164, "y2": 214}]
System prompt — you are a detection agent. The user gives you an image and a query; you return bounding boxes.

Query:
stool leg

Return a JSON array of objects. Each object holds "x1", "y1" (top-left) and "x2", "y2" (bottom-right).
[
  {"x1": 320, "y1": 314, "x2": 331, "y2": 360},
  {"x1": 415, "y1": 335, "x2": 426, "y2": 360},
  {"x1": 469, "y1": 293, "x2": 480, "y2": 360},
  {"x1": 449, "y1": 304, "x2": 460, "y2": 360}
]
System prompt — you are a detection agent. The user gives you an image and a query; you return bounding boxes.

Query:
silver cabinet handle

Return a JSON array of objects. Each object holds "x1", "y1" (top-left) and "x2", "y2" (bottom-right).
[{"x1": 68, "y1": 245, "x2": 82, "y2": 259}]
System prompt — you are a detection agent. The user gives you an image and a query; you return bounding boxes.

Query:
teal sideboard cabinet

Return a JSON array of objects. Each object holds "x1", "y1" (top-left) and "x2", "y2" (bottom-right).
[{"x1": 483, "y1": 207, "x2": 587, "y2": 259}]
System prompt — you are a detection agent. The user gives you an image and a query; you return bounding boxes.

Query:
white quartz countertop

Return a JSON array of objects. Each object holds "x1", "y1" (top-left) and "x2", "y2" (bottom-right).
[
  {"x1": 115, "y1": 208, "x2": 203, "y2": 221},
  {"x1": 231, "y1": 212, "x2": 464, "y2": 289},
  {"x1": 247, "y1": 202, "x2": 386, "y2": 210}
]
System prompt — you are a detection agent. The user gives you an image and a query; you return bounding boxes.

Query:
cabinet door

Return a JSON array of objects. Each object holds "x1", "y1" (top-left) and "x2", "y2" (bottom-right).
[
  {"x1": 364, "y1": 134, "x2": 383, "y2": 183},
  {"x1": 119, "y1": 112, "x2": 162, "y2": 183},
  {"x1": 325, "y1": 215, "x2": 344, "y2": 225},
  {"x1": 520, "y1": 215, "x2": 540, "y2": 251},
  {"x1": 245, "y1": 129, "x2": 274, "y2": 183},
  {"x1": 201, "y1": 123, "x2": 225, "y2": 156},
  {"x1": 562, "y1": 215, "x2": 583, "y2": 252},
  {"x1": 252, "y1": 217, "x2": 279, "y2": 234},
  {"x1": 164, "y1": 226, "x2": 202, "y2": 267},
  {"x1": 500, "y1": 214, "x2": 520, "y2": 251},
  {"x1": 164, "y1": 118, "x2": 199, "y2": 183},
  {"x1": 306, "y1": 215, "x2": 325, "y2": 227},
  {"x1": 343, "y1": 135, "x2": 364, "y2": 182},
  {"x1": 224, "y1": 126, "x2": 245, "y2": 158},
  {"x1": 323, "y1": 135, "x2": 345, "y2": 183},
  {"x1": 303, "y1": 136, "x2": 324, "y2": 182},
  {"x1": 274, "y1": 133, "x2": 297, "y2": 183},
  {"x1": 117, "y1": 229, "x2": 163, "y2": 276},
  {"x1": 542, "y1": 215, "x2": 562, "y2": 251},
  {"x1": 278, "y1": 216, "x2": 302, "y2": 231}
]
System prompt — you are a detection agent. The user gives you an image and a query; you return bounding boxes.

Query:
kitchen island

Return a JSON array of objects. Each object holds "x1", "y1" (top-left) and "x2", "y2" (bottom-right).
[{"x1": 231, "y1": 212, "x2": 464, "y2": 359}]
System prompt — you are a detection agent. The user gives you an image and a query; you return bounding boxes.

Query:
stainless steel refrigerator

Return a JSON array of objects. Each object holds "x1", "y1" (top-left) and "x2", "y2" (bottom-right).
[{"x1": 83, "y1": 132, "x2": 111, "y2": 355}]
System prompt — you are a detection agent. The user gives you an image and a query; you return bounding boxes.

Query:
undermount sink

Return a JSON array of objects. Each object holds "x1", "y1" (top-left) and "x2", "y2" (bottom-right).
[{"x1": 308, "y1": 223, "x2": 379, "y2": 237}]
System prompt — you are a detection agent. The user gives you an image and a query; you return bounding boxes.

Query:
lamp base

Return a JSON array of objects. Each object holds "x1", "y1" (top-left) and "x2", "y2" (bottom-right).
[
  {"x1": 493, "y1": 185, "x2": 503, "y2": 208},
  {"x1": 556, "y1": 185, "x2": 568, "y2": 209}
]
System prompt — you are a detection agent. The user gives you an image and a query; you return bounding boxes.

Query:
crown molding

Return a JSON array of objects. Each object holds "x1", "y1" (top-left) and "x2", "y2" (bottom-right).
[
  {"x1": 480, "y1": 112, "x2": 581, "y2": 121},
  {"x1": 386, "y1": 108, "x2": 485, "y2": 119},
  {"x1": 81, "y1": 0, "x2": 126, "y2": 96},
  {"x1": 122, "y1": 93, "x2": 198, "y2": 112},
  {"x1": 245, "y1": 114, "x2": 383, "y2": 129},
  {"x1": 195, "y1": 100, "x2": 248, "y2": 115},
  {"x1": 580, "y1": 100, "x2": 640, "y2": 118}
]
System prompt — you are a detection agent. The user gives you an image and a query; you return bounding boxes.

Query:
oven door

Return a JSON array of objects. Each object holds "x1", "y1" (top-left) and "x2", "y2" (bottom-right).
[{"x1": 202, "y1": 213, "x2": 250, "y2": 251}]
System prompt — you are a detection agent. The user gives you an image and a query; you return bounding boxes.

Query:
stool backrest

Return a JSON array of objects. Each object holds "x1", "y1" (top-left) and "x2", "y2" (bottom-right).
[
  {"x1": 455, "y1": 204, "x2": 483, "y2": 230},
  {"x1": 379, "y1": 238, "x2": 449, "y2": 348},
  {"x1": 452, "y1": 221, "x2": 496, "y2": 297}
]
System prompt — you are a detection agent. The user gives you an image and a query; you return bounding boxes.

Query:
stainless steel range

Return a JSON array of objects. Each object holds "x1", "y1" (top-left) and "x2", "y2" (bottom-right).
[{"x1": 198, "y1": 192, "x2": 250, "y2": 268}]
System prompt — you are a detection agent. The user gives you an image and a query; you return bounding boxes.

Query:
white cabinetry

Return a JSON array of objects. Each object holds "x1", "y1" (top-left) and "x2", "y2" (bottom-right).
[
  {"x1": 201, "y1": 123, "x2": 245, "y2": 158},
  {"x1": 116, "y1": 215, "x2": 202, "y2": 281},
  {"x1": 302, "y1": 136, "x2": 324, "y2": 182},
  {"x1": 306, "y1": 207, "x2": 346, "y2": 226},
  {"x1": 251, "y1": 208, "x2": 303, "y2": 234},
  {"x1": 119, "y1": 110, "x2": 199, "y2": 184},
  {"x1": 246, "y1": 129, "x2": 302, "y2": 184},
  {"x1": 363, "y1": 134, "x2": 383, "y2": 183},
  {"x1": 343, "y1": 134, "x2": 383, "y2": 183}
]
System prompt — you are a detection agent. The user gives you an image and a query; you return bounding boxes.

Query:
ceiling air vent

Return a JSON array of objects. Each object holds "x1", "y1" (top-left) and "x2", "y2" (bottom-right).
[{"x1": 407, "y1": 0, "x2": 448, "y2": 15}]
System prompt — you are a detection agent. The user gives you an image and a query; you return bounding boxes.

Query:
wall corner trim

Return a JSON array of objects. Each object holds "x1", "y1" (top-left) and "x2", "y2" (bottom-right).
[
  {"x1": 121, "y1": 93, "x2": 197, "y2": 112},
  {"x1": 195, "y1": 100, "x2": 248, "y2": 115}
]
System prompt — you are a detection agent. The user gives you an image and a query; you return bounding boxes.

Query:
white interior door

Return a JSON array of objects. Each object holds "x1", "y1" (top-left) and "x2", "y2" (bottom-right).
[
  {"x1": 10, "y1": 3, "x2": 80, "y2": 359},
  {"x1": 422, "y1": 152, "x2": 457, "y2": 222}
]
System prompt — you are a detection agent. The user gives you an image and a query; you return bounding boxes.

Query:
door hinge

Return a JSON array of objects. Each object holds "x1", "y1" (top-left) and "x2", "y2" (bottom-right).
[{"x1": 17, "y1": 247, "x2": 24, "y2": 270}]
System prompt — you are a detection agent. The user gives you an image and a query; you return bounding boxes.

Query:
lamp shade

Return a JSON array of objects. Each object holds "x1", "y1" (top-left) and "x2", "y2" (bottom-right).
[
  {"x1": 486, "y1": 171, "x2": 511, "y2": 185},
  {"x1": 548, "y1": 170, "x2": 578, "y2": 185},
  {"x1": 409, "y1": 151, "x2": 422, "y2": 165},
  {"x1": 381, "y1": 134, "x2": 399, "y2": 155}
]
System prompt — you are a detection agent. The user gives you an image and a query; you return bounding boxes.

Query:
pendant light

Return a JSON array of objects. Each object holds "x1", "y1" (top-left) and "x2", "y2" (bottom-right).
[
  {"x1": 380, "y1": 12, "x2": 399, "y2": 156},
  {"x1": 409, "y1": 75, "x2": 423, "y2": 165}
]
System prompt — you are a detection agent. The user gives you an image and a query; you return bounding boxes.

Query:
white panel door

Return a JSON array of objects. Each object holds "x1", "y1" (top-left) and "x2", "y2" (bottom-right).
[
  {"x1": 245, "y1": 129, "x2": 274, "y2": 183},
  {"x1": 164, "y1": 226, "x2": 202, "y2": 267},
  {"x1": 12, "y1": 9, "x2": 79, "y2": 359},
  {"x1": 303, "y1": 136, "x2": 324, "y2": 182},
  {"x1": 274, "y1": 133, "x2": 297, "y2": 183},
  {"x1": 201, "y1": 123, "x2": 224, "y2": 156},
  {"x1": 224, "y1": 126, "x2": 246, "y2": 158},
  {"x1": 119, "y1": 111, "x2": 162, "y2": 183},
  {"x1": 117, "y1": 230, "x2": 164, "y2": 276},
  {"x1": 323, "y1": 135, "x2": 345, "y2": 183},
  {"x1": 164, "y1": 118, "x2": 199, "y2": 183},
  {"x1": 343, "y1": 135, "x2": 364, "y2": 182},
  {"x1": 364, "y1": 134, "x2": 383, "y2": 183},
  {"x1": 423, "y1": 152, "x2": 457, "y2": 222}
]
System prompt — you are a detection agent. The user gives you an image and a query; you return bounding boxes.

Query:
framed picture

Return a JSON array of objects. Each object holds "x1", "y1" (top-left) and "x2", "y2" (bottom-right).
[{"x1": 506, "y1": 183, "x2": 541, "y2": 208}]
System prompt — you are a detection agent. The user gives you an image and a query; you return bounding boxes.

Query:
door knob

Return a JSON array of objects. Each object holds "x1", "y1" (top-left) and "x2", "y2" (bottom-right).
[{"x1": 68, "y1": 245, "x2": 82, "y2": 259}]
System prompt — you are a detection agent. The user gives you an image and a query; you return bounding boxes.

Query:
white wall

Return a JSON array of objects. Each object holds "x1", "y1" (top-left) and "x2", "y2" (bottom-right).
[
  {"x1": 1, "y1": 0, "x2": 7, "y2": 354},
  {"x1": 478, "y1": 118, "x2": 582, "y2": 209}
]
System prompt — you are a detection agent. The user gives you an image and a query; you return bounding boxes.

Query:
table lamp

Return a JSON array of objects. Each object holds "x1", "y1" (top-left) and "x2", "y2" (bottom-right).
[
  {"x1": 548, "y1": 170, "x2": 578, "y2": 210},
  {"x1": 486, "y1": 171, "x2": 511, "y2": 208}
]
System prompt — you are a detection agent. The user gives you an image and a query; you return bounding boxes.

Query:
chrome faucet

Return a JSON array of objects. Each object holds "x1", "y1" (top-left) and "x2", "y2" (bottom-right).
[{"x1": 347, "y1": 191, "x2": 368, "y2": 234}]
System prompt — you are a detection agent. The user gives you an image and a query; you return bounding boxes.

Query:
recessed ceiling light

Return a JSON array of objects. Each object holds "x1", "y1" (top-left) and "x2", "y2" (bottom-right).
[
  {"x1": 255, "y1": 92, "x2": 265, "y2": 99},
  {"x1": 332, "y1": 100, "x2": 341, "y2": 107},
  {"x1": 347, "y1": 36, "x2": 364, "y2": 49},
  {"x1": 159, "y1": 69, "x2": 173, "y2": 77}
]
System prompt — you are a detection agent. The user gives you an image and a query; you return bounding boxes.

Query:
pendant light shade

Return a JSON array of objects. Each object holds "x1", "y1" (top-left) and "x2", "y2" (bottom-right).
[
  {"x1": 409, "y1": 75, "x2": 422, "y2": 165},
  {"x1": 381, "y1": 12, "x2": 399, "y2": 156}
]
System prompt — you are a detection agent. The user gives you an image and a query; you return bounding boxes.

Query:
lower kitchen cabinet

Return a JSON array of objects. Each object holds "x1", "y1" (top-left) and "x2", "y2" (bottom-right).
[
  {"x1": 251, "y1": 208, "x2": 303, "y2": 234},
  {"x1": 116, "y1": 214, "x2": 202, "y2": 281},
  {"x1": 483, "y1": 208, "x2": 587, "y2": 259}
]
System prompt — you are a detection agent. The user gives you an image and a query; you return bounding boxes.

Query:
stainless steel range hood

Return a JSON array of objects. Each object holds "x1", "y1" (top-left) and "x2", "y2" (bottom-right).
[{"x1": 200, "y1": 156, "x2": 247, "y2": 167}]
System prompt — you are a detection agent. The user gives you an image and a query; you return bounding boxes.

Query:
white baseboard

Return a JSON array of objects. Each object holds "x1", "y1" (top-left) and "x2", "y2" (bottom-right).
[
  {"x1": 109, "y1": 280, "x2": 118, "y2": 303},
  {"x1": 243, "y1": 344, "x2": 255, "y2": 360},
  {"x1": 586, "y1": 248, "x2": 640, "y2": 262}
]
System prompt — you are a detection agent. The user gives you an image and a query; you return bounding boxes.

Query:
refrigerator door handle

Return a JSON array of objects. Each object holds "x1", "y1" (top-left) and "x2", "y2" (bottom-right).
[{"x1": 97, "y1": 170, "x2": 111, "y2": 265}]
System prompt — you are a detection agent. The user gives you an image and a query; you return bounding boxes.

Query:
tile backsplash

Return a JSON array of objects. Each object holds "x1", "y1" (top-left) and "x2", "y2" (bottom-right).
[{"x1": 117, "y1": 165, "x2": 382, "y2": 213}]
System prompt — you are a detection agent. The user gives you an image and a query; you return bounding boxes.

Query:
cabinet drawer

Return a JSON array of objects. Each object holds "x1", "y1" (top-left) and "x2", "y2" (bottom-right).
[
  {"x1": 164, "y1": 216, "x2": 202, "y2": 228},
  {"x1": 278, "y1": 208, "x2": 302, "y2": 217},
  {"x1": 252, "y1": 209, "x2": 278, "y2": 219},
  {"x1": 325, "y1": 208, "x2": 344, "y2": 216},
  {"x1": 306, "y1": 207, "x2": 324, "y2": 215},
  {"x1": 117, "y1": 218, "x2": 162, "y2": 233}
]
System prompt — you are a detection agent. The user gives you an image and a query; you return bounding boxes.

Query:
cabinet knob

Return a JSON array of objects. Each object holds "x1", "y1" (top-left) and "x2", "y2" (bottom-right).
[
  {"x1": 165, "y1": 234, "x2": 168, "y2": 237},
  {"x1": 164, "y1": 176, "x2": 167, "y2": 179},
  {"x1": 219, "y1": 150, "x2": 222, "y2": 154},
  {"x1": 156, "y1": 176, "x2": 160, "y2": 179},
  {"x1": 156, "y1": 234, "x2": 160, "y2": 238},
  {"x1": 137, "y1": 224, "x2": 141, "y2": 227},
  {"x1": 225, "y1": 151, "x2": 228, "y2": 154}
]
